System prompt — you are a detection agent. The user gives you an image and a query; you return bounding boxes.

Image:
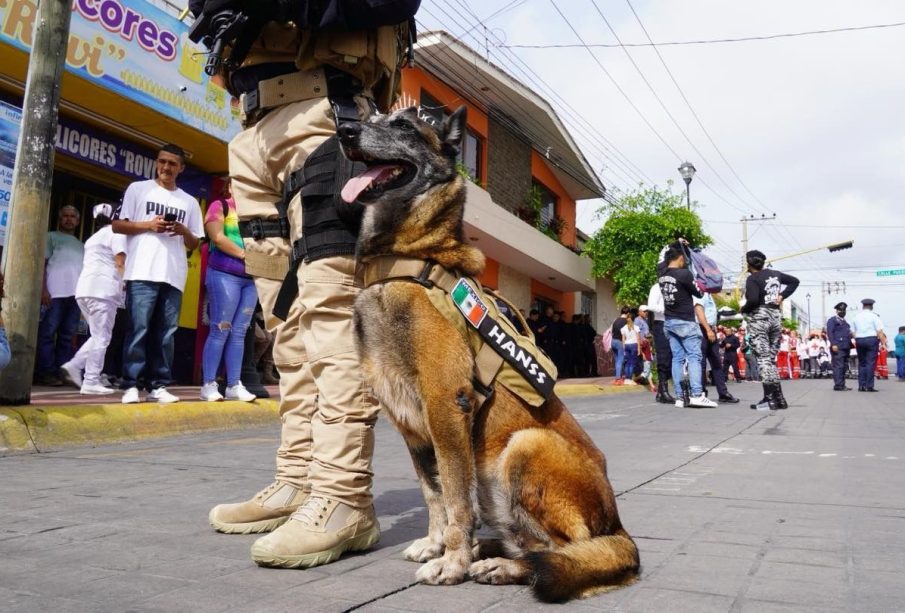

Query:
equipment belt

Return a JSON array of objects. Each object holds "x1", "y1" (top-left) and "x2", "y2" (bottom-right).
[
  {"x1": 238, "y1": 66, "x2": 327, "y2": 126},
  {"x1": 238, "y1": 217, "x2": 290, "y2": 240}
]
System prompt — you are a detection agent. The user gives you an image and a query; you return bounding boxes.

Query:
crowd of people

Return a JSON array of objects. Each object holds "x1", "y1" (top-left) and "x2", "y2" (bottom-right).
[
  {"x1": 31, "y1": 144, "x2": 272, "y2": 404},
  {"x1": 526, "y1": 306, "x2": 599, "y2": 379},
  {"x1": 605, "y1": 242, "x2": 901, "y2": 410}
]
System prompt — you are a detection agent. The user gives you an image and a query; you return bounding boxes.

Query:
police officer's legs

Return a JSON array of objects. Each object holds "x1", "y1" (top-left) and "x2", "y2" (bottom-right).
[
  {"x1": 857, "y1": 337, "x2": 879, "y2": 391},
  {"x1": 831, "y1": 348, "x2": 848, "y2": 390},
  {"x1": 251, "y1": 255, "x2": 380, "y2": 568},
  {"x1": 210, "y1": 100, "x2": 334, "y2": 534},
  {"x1": 653, "y1": 320, "x2": 674, "y2": 402}
]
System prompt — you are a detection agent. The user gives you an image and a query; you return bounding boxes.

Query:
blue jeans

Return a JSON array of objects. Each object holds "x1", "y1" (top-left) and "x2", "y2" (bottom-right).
[
  {"x1": 36, "y1": 296, "x2": 81, "y2": 375},
  {"x1": 612, "y1": 339, "x2": 625, "y2": 378},
  {"x1": 0, "y1": 326, "x2": 10, "y2": 370},
  {"x1": 122, "y1": 281, "x2": 182, "y2": 390},
  {"x1": 664, "y1": 319, "x2": 704, "y2": 397},
  {"x1": 897, "y1": 352, "x2": 905, "y2": 380},
  {"x1": 623, "y1": 343, "x2": 638, "y2": 379},
  {"x1": 202, "y1": 268, "x2": 257, "y2": 386}
]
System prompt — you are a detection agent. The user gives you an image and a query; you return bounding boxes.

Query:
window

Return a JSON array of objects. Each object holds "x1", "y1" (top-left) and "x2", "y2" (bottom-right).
[
  {"x1": 461, "y1": 129, "x2": 482, "y2": 182},
  {"x1": 419, "y1": 90, "x2": 483, "y2": 183},
  {"x1": 532, "y1": 181, "x2": 557, "y2": 226}
]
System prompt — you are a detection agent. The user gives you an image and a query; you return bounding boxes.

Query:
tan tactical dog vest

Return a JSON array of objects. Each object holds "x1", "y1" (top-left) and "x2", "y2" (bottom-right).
[{"x1": 363, "y1": 257, "x2": 558, "y2": 408}]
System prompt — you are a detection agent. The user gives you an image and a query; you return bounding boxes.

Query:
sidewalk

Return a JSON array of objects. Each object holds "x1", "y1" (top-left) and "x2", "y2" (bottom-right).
[
  {"x1": 2, "y1": 378, "x2": 903, "y2": 611},
  {"x1": 0, "y1": 377, "x2": 645, "y2": 454}
]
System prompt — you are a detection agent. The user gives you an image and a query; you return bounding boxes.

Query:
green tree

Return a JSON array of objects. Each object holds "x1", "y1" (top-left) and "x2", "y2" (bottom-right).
[{"x1": 583, "y1": 183, "x2": 712, "y2": 306}]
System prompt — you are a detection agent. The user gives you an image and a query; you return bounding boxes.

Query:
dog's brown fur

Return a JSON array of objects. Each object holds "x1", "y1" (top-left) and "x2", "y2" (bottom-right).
[{"x1": 339, "y1": 106, "x2": 639, "y2": 602}]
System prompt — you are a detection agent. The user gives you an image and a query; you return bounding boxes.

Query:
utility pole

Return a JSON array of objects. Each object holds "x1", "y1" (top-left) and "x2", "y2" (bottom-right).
[
  {"x1": 0, "y1": 0, "x2": 73, "y2": 404},
  {"x1": 735, "y1": 214, "x2": 776, "y2": 300},
  {"x1": 820, "y1": 280, "x2": 847, "y2": 328}
]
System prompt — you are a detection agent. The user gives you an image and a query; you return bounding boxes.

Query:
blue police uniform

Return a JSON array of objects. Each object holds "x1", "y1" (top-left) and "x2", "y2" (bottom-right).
[
  {"x1": 826, "y1": 303, "x2": 852, "y2": 390},
  {"x1": 851, "y1": 299, "x2": 884, "y2": 391}
]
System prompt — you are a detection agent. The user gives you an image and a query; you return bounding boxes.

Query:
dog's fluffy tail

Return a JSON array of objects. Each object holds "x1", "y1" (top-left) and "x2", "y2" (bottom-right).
[{"x1": 526, "y1": 528, "x2": 640, "y2": 603}]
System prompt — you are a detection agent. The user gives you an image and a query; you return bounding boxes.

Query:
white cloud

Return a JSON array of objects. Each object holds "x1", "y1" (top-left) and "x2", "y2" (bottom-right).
[{"x1": 420, "y1": 0, "x2": 905, "y2": 330}]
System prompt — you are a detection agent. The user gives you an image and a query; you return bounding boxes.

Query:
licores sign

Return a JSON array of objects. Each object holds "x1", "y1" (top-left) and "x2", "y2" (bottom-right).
[{"x1": 0, "y1": 0, "x2": 240, "y2": 142}]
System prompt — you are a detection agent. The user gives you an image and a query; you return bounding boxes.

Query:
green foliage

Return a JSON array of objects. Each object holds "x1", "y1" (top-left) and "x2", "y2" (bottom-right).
[
  {"x1": 583, "y1": 182, "x2": 712, "y2": 306},
  {"x1": 519, "y1": 185, "x2": 567, "y2": 242},
  {"x1": 455, "y1": 162, "x2": 482, "y2": 187}
]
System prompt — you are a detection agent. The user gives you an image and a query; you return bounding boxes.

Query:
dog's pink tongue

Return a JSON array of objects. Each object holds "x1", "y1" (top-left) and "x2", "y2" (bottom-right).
[{"x1": 341, "y1": 166, "x2": 395, "y2": 203}]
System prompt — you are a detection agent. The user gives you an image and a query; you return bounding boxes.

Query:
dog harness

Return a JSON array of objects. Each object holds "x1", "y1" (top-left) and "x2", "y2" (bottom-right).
[{"x1": 363, "y1": 256, "x2": 558, "y2": 408}]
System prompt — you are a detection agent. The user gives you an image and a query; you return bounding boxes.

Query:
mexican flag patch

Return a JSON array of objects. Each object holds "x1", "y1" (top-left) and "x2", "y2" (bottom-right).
[{"x1": 452, "y1": 278, "x2": 488, "y2": 328}]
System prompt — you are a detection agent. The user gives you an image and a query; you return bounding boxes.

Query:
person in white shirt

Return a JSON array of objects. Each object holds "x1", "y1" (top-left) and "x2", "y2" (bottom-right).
[
  {"x1": 34, "y1": 205, "x2": 84, "y2": 386},
  {"x1": 851, "y1": 298, "x2": 887, "y2": 392},
  {"x1": 647, "y1": 282, "x2": 675, "y2": 403},
  {"x1": 112, "y1": 144, "x2": 203, "y2": 404},
  {"x1": 620, "y1": 316, "x2": 641, "y2": 385},
  {"x1": 59, "y1": 204, "x2": 126, "y2": 395}
]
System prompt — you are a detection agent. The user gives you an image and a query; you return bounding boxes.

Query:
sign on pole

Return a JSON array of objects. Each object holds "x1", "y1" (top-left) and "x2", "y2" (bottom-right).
[{"x1": 876, "y1": 269, "x2": 905, "y2": 277}]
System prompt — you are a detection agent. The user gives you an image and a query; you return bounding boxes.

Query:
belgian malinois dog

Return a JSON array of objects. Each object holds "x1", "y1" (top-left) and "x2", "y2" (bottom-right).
[{"x1": 337, "y1": 106, "x2": 639, "y2": 602}]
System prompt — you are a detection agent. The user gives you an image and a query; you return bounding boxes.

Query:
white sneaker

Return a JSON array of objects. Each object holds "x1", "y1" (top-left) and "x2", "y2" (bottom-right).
[
  {"x1": 689, "y1": 394, "x2": 718, "y2": 408},
  {"x1": 60, "y1": 361, "x2": 83, "y2": 388},
  {"x1": 149, "y1": 387, "x2": 180, "y2": 404},
  {"x1": 624, "y1": 379, "x2": 638, "y2": 386},
  {"x1": 81, "y1": 383, "x2": 115, "y2": 395},
  {"x1": 674, "y1": 399, "x2": 686, "y2": 408},
  {"x1": 200, "y1": 381, "x2": 224, "y2": 402},
  {"x1": 225, "y1": 382, "x2": 256, "y2": 402},
  {"x1": 122, "y1": 387, "x2": 141, "y2": 404}
]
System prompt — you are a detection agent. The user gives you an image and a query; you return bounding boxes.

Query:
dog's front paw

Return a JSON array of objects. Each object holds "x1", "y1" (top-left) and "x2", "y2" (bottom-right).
[
  {"x1": 403, "y1": 537, "x2": 444, "y2": 562},
  {"x1": 469, "y1": 557, "x2": 526, "y2": 585},
  {"x1": 416, "y1": 552, "x2": 469, "y2": 585}
]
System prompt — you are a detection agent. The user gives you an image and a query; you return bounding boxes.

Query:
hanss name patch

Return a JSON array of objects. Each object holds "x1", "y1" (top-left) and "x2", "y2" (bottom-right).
[{"x1": 451, "y1": 279, "x2": 555, "y2": 399}]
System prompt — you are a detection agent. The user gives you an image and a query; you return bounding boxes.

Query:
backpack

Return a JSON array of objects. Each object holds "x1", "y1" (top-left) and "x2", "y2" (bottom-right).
[
  {"x1": 685, "y1": 246, "x2": 724, "y2": 294},
  {"x1": 602, "y1": 327, "x2": 614, "y2": 353}
]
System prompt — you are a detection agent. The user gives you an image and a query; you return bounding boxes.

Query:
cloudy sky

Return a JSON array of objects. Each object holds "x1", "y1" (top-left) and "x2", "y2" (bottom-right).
[{"x1": 418, "y1": 0, "x2": 905, "y2": 334}]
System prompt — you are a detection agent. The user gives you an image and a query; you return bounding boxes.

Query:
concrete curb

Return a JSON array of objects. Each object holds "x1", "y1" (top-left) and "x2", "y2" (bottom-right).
[
  {"x1": 1, "y1": 400, "x2": 280, "y2": 454},
  {"x1": 0, "y1": 382, "x2": 640, "y2": 454},
  {"x1": 0, "y1": 408, "x2": 37, "y2": 453}
]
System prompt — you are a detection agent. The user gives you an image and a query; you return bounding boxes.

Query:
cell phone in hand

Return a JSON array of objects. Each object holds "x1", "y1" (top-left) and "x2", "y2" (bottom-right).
[{"x1": 163, "y1": 213, "x2": 177, "y2": 222}]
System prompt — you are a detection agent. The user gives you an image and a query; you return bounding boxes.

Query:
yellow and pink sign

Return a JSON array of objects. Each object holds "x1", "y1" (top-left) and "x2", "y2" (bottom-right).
[{"x1": 0, "y1": 0, "x2": 240, "y2": 142}]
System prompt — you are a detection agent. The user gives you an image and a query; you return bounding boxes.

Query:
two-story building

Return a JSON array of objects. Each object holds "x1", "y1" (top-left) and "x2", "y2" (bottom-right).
[{"x1": 0, "y1": 2, "x2": 616, "y2": 381}]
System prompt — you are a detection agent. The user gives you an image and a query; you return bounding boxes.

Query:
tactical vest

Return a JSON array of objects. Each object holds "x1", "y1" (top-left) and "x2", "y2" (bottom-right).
[{"x1": 363, "y1": 256, "x2": 558, "y2": 408}]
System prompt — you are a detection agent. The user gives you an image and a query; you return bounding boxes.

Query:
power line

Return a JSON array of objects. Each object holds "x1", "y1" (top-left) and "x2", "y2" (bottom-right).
[
  {"x1": 500, "y1": 20, "x2": 905, "y2": 48},
  {"x1": 421, "y1": 0, "x2": 658, "y2": 193}
]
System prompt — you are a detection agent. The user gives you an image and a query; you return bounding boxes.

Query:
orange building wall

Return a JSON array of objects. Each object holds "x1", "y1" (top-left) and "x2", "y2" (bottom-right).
[
  {"x1": 531, "y1": 279, "x2": 575, "y2": 316},
  {"x1": 476, "y1": 257, "x2": 500, "y2": 289},
  {"x1": 400, "y1": 67, "x2": 489, "y2": 182},
  {"x1": 531, "y1": 152, "x2": 577, "y2": 247}
]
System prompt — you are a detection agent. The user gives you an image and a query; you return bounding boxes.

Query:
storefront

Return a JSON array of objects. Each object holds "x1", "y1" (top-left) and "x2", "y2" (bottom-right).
[{"x1": 0, "y1": 0, "x2": 238, "y2": 383}]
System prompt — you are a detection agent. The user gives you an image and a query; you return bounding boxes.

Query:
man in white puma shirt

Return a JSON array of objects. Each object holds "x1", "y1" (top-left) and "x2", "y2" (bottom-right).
[{"x1": 112, "y1": 144, "x2": 203, "y2": 404}]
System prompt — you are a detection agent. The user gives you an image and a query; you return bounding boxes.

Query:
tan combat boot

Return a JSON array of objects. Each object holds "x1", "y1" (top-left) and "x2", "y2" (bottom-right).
[
  {"x1": 250, "y1": 496, "x2": 380, "y2": 568},
  {"x1": 209, "y1": 481, "x2": 308, "y2": 534}
]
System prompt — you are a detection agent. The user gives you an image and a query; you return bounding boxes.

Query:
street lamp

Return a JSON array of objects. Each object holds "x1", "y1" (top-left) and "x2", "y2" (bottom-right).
[
  {"x1": 806, "y1": 292, "x2": 811, "y2": 335},
  {"x1": 678, "y1": 161, "x2": 696, "y2": 209}
]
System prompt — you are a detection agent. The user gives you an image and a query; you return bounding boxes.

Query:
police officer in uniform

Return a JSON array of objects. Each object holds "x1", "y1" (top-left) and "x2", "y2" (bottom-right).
[
  {"x1": 192, "y1": 0, "x2": 418, "y2": 569},
  {"x1": 826, "y1": 301, "x2": 852, "y2": 391},
  {"x1": 851, "y1": 298, "x2": 887, "y2": 392}
]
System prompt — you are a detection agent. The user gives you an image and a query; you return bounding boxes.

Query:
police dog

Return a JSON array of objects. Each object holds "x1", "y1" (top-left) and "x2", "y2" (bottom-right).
[{"x1": 337, "y1": 107, "x2": 639, "y2": 602}]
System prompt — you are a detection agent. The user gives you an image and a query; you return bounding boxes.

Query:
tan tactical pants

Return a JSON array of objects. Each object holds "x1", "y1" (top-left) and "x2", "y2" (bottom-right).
[{"x1": 229, "y1": 96, "x2": 378, "y2": 509}]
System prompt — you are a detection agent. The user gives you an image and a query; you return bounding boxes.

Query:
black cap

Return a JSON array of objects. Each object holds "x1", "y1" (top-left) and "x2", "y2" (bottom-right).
[
  {"x1": 834, "y1": 302, "x2": 847, "y2": 310},
  {"x1": 746, "y1": 250, "x2": 767, "y2": 268},
  {"x1": 861, "y1": 298, "x2": 875, "y2": 306}
]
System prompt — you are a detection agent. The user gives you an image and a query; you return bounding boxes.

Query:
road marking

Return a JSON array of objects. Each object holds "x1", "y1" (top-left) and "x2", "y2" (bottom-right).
[
  {"x1": 687, "y1": 445, "x2": 744, "y2": 454},
  {"x1": 762, "y1": 450, "x2": 814, "y2": 455}
]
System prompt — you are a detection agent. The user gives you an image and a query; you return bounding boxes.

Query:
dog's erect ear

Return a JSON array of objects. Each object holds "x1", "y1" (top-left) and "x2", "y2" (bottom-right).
[{"x1": 441, "y1": 106, "x2": 467, "y2": 157}]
